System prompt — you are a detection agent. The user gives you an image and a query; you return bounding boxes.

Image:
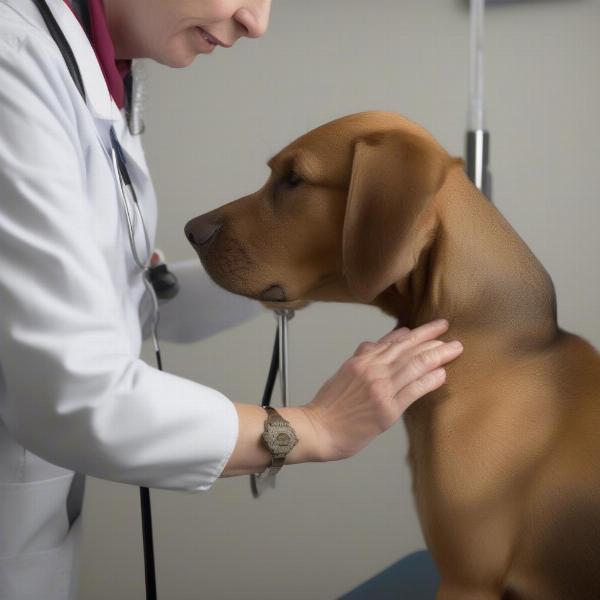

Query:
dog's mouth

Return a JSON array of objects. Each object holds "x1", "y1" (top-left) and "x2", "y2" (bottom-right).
[
  {"x1": 259, "y1": 284, "x2": 287, "y2": 302},
  {"x1": 258, "y1": 285, "x2": 311, "y2": 311}
]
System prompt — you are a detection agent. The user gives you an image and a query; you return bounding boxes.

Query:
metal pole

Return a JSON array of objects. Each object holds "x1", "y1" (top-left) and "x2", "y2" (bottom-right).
[
  {"x1": 466, "y1": 0, "x2": 492, "y2": 201},
  {"x1": 466, "y1": 129, "x2": 491, "y2": 200},
  {"x1": 276, "y1": 309, "x2": 292, "y2": 408}
]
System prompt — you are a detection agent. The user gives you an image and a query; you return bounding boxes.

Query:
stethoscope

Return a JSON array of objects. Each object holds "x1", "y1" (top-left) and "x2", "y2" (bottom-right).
[{"x1": 32, "y1": 1, "x2": 292, "y2": 598}]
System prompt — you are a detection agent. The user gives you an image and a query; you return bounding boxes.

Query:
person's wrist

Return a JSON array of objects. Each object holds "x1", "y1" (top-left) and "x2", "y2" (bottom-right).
[{"x1": 276, "y1": 406, "x2": 323, "y2": 464}]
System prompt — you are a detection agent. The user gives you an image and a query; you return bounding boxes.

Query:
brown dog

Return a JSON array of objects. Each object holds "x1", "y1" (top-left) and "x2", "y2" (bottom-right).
[{"x1": 184, "y1": 112, "x2": 600, "y2": 599}]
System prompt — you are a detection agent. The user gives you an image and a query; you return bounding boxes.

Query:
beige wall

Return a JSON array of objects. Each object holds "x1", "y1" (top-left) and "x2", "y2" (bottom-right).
[{"x1": 78, "y1": 1, "x2": 600, "y2": 598}]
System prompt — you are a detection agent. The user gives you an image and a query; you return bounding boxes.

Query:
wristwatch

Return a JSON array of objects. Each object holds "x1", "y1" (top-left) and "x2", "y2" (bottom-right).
[{"x1": 260, "y1": 406, "x2": 299, "y2": 478}]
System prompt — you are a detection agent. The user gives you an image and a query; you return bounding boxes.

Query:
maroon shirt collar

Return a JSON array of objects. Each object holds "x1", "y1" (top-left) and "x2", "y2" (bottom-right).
[{"x1": 64, "y1": 0, "x2": 130, "y2": 109}]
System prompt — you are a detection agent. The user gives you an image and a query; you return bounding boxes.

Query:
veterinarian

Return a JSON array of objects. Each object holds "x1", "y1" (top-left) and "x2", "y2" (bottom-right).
[{"x1": 0, "y1": 0, "x2": 464, "y2": 598}]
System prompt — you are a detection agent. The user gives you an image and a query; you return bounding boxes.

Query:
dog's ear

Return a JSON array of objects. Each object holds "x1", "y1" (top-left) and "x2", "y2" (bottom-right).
[{"x1": 342, "y1": 131, "x2": 452, "y2": 303}]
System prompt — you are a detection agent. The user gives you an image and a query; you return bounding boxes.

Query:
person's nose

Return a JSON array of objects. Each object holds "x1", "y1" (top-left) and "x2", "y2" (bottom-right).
[
  {"x1": 184, "y1": 214, "x2": 222, "y2": 255},
  {"x1": 234, "y1": 0, "x2": 271, "y2": 39}
]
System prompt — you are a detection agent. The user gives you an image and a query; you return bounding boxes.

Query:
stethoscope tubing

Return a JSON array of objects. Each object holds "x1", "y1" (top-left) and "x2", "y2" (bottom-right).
[
  {"x1": 110, "y1": 132, "x2": 161, "y2": 599},
  {"x1": 109, "y1": 132, "x2": 162, "y2": 357}
]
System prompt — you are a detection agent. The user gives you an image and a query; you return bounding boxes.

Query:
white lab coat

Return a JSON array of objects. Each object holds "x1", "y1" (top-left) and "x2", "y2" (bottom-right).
[{"x1": 0, "y1": 0, "x2": 262, "y2": 598}]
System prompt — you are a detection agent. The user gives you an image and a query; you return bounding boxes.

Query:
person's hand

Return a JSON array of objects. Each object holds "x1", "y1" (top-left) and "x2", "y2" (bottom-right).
[{"x1": 301, "y1": 319, "x2": 463, "y2": 462}]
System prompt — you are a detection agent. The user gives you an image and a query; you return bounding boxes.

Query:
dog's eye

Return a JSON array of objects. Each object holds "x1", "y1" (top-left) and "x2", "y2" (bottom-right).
[{"x1": 281, "y1": 171, "x2": 303, "y2": 189}]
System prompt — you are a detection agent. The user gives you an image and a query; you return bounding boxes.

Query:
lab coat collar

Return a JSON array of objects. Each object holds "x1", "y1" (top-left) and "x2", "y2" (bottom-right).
[{"x1": 7, "y1": 0, "x2": 121, "y2": 122}]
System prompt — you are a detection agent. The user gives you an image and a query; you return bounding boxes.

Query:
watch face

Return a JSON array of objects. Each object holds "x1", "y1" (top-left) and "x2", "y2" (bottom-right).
[
  {"x1": 263, "y1": 424, "x2": 298, "y2": 454},
  {"x1": 276, "y1": 432, "x2": 290, "y2": 445}
]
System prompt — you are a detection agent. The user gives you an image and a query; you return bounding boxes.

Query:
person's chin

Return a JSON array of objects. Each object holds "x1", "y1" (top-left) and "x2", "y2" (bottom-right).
[
  {"x1": 156, "y1": 41, "x2": 203, "y2": 68},
  {"x1": 158, "y1": 50, "x2": 197, "y2": 69}
]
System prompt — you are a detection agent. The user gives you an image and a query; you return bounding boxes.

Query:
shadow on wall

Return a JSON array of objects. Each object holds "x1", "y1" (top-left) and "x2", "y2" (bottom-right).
[{"x1": 338, "y1": 550, "x2": 440, "y2": 600}]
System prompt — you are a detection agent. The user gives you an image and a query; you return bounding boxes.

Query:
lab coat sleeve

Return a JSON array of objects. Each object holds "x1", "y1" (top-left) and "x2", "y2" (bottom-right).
[
  {"x1": 149, "y1": 259, "x2": 265, "y2": 344},
  {"x1": 0, "y1": 29, "x2": 238, "y2": 491}
]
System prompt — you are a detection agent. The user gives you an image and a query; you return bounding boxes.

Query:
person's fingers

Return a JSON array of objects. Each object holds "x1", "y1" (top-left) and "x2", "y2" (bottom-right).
[
  {"x1": 353, "y1": 340, "x2": 383, "y2": 357},
  {"x1": 354, "y1": 319, "x2": 450, "y2": 361},
  {"x1": 391, "y1": 340, "x2": 463, "y2": 394},
  {"x1": 372, "y1": 319, "x2": 449, "y2": 360},
  {"x1": 353, "y1": 330, "x2": 410, "y2": 358},
  {"x1": 305, "y1": 323, "x2": 462, "y2": 462},
  {"x1": 394, "y1": 366, "x2": 448, "y2": 412},
  {"x1": 381, "y1": 326, "x2": 411, "y2": 343},
  {"x1": 376, "y1": 319, "x2": 448, "y2": 346},
  {"x1": 378, "y1": 339, "x2": 444, "y2": 365}
]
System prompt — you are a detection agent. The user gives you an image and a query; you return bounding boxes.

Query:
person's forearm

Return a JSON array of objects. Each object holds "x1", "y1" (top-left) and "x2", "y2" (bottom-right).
[{"x1": 220, "y1": 403, "x2": 321, "y2": 477}]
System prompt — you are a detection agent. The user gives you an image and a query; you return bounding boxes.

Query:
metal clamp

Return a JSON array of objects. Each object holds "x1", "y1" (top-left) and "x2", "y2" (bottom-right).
[{"x1": 465, "y1": 129, "x2": 492, "y2": 201}]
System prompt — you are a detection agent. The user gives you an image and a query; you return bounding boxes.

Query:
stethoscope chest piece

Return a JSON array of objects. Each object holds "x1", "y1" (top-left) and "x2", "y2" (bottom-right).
[{"x1": 148, "y1": 263, "x2": 180, "y2": 300}]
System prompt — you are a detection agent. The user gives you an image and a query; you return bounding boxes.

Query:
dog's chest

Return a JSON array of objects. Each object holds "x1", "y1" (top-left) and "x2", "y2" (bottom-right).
[
  {"x1": 403, "y1": 396, "x2": 529, "y2": 573},
  {"x1": 403, "y1": 379, "x2": 557, "y2": 527}
]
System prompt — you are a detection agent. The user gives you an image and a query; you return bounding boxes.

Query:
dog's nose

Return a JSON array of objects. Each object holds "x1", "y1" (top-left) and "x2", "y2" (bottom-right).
[{"x1": 184, "y1": 216, "x2": 222, "y2": 254}]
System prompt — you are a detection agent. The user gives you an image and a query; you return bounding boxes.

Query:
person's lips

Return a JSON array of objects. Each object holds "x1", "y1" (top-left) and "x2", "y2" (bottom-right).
[{"x1": 196, "y1": 27, "x2": 232, "y2": 48}]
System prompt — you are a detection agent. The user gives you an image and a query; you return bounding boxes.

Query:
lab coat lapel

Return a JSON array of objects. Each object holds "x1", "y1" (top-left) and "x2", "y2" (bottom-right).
[
  {"x1": 14, "y1": 0, "x2": 120, "y2": 121},
  {"x1": 9, "y1": 0, "x2": 151, "y2": 177}
]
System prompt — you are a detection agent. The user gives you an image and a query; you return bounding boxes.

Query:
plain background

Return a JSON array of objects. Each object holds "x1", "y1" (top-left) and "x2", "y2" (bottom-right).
[{"x1": 78, "y1": 1, "x2": 600, "y2": 598}]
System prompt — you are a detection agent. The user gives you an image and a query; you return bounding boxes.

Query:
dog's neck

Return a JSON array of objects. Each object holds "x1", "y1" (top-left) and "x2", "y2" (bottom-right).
[{"x1": 374, "y1": 167, "x2": 559, "y2": 353}]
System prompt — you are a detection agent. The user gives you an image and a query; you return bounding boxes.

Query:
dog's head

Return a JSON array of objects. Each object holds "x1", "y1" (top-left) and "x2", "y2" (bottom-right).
[{"x1": 185, "y1": 111, "x2": 460, "y2": 311}]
